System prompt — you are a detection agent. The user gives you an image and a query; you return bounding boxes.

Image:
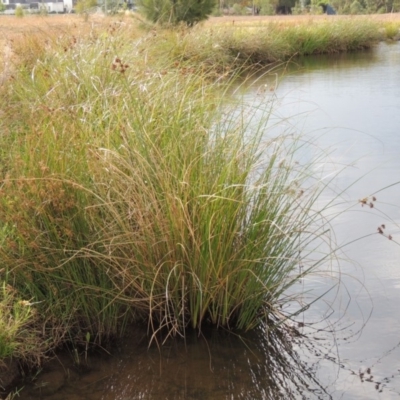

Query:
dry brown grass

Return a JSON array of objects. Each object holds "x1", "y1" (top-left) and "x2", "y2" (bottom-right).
[
  {"x1": 206, "y1": 13, "x2": 400, "y2": 26},
  {"x1": 0, "y1": 14, "x2": 116, "y2": 40},
  {"x1": 1, "y1": 12, "x2": 399, "y2": 39},
  {"x1": 0, "y1": 15, "x2": 83, "y2": 66},
  {"x1": 1, "y1": 12, "x2": 398, "y2": 45},
  {"x1": 1, "y1": 12, "x2": 398, "y2": 77},
  {"x1": 0, "y1": 14, "x2": 140, "y2": 78},
  {"x1": 0, "y1": 14, "x2": 143, "y2": 57}
]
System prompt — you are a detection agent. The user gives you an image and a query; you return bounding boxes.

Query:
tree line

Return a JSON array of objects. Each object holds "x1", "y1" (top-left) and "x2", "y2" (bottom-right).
[
  {"x1": 71, "y1": 0, "x2": 400, "y2": 25},
  {"x1": 219, "y1": 0, "x2": 400, "y2": 15}
]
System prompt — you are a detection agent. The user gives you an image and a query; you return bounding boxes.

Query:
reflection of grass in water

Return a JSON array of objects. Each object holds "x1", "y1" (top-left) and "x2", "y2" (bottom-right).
[
  {"x1": 0, "y1": 15, "x2": 382, "y2": 375},
  {"x1": 63, "y1": 322, "x2": 341, "y2": 399}
]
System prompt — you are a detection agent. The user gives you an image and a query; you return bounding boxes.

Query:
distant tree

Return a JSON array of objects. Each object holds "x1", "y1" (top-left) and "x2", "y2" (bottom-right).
[
  {"x1": 0, "y1": 1, "x2": 6, "y2": 12},
  {"x1": 220, "y1": 0, "x2": 237, "y2": 8},
  {"x1": 292, "y1": 0, "x2": 302, "y2": 13},
  {"x1": 257, "y1": 0, "x2": 275, "y2": 14},
  {"x1": 40, "y1": 2, "x2": 49, "y2": 15},
  {"x1": 232, "y1": 2, "x2": 247, "y2": 13},
  {"x1": 386, "y1": 0, "x2": 400, "y2": 11},
  {"x1": 138, "y1": 0, "x2": 216, "y2": 26},
  {"x1": 15, "y1": 5, "x2": 24, "y2": 16},
  {"x1": 393, "y1": 0, "x2": 400, "y2": 11},
  {"x1": 75, "y1": 0, "x2": 97, "y2": 14},
  {"x1": 327, "y1": 0, "x2": 390, "y2": 13},
  {"x1": 350, "y1": 0, "x2": 364, "y2": 12},
  {"x1": 277, "y1": 0, "x2": 296, "y2": 13}
]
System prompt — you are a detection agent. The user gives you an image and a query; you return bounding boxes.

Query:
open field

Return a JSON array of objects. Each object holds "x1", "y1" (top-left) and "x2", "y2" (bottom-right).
[
  {"x1": 0, "y1": 14, "x2": 118, "y2": 48},
  {"x1": 2, "y1": 12, "x2": 398, "y2": 72},
  {"x1": 207, "y1": 12, "x2": 400, "y2": 25},
  {"x1": 1, "y1": 12, "x2": 400, "y2": 40},
  {"x1": 0, "y1": 14, "x2": 143, "y2": 78},
  {"x1": 1, "y1": 12, "x2": 399, "y2": 49}
]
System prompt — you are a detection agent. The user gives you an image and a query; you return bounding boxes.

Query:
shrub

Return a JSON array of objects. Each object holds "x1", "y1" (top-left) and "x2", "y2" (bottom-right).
[
  {"x1": 15, "y1": 5, "x2": 24, "y2": 17},
  {"x1": 350, "y1": 0, "x2": 364, "y2": 13},
  {"x1": 384, "y1": 22, "x2": 400, "y2": 39},
  {"x1": 39, "y1": 4, "x2": 48, "y2": 15},
  {"x1": 211, "y1": 4, "x2": 222, "y2": 16},
  {"x1": 75, "y1": 0, "x2": 97, "y2": 14},
  {"x1": 232, "y1": 3, "x2": 247, "y2": 15},
  {"x1": 138, "y1": 0, "x2": 216, "y2": 26},
  {"x1": 260, "y1": 4, "x2": 275, "y2": 14}
]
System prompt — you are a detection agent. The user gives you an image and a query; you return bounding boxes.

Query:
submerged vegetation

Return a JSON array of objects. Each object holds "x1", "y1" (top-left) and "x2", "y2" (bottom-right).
[{"x1": 0, "y1": 14, "x2": 396, "y2": 378}]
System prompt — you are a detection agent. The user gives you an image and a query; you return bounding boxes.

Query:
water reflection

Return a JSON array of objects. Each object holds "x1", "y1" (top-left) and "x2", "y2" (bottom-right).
[
  {"x1": 288, "y1": 48, "x2": 380, "y2": 72},
  {"x1": 18, "y1": 323, "x2": 338, "y2": 400},
  {"x1": 233, "y1": 41, "x2": 400, "y2": 399},
  {"x1": 267, "y1": 42, "x2": 400, "y2": 399}
]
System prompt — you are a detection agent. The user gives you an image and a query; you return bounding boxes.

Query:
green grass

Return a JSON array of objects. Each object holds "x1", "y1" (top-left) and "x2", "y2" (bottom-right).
[
  {"x1": 0, "y1": 16, "x2": 381, "y2": 364},
  {"x1": 152, "y1": 19, "x2": 382, "y2": 71},
  {"x1": 383, "y1": 21, "x2": 400, "y2": 39},
  {"x1": 0, "y1": 282, "x2": 48, "y2": 366}
]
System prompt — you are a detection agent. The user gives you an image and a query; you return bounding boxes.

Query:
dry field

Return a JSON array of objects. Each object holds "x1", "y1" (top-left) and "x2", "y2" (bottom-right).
[
  {"x1": 0, "y1": 14, "x2": 133, "y2": 75},
  {"x1": 207, "y1": 12, "x2": 400, "y2": 25},
  {"x1": 0, "y1": 14, "x2": 117, "y2": 43},
  {"x1": 1, "y1": 12, "x2": 400, "y2": 39},
  {"x1": 1, "y1": 12, "x2": 400, "y2": 41}
]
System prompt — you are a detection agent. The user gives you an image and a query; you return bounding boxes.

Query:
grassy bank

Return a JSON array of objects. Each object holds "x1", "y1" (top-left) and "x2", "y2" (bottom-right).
[
  {"x1": 1, "y1": 14, "x2": 398, "y2": 71},
  {"x1": 0, "y1": 14, "x2": 394, "y2": 374},
  {"x1": 164, "y1": 18, "x2": 383, "y2": 70}
]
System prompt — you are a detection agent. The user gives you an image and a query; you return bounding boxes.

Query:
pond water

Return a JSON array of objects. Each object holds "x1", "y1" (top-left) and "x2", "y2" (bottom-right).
[
  {"x1": 14, "y1": 42, "x2": 400, "y2": 400},
  {"x1": 244, "y1": 40, "x2": 400, "y2": 399}
]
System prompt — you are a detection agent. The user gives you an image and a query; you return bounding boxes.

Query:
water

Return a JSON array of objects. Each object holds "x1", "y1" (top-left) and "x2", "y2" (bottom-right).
[
  {"x1": 14, "y1": 42, "x2": 400, "y2": 400},
  {"x1": 254, "y1": 41, "x2": 400, "y2": 399}
]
